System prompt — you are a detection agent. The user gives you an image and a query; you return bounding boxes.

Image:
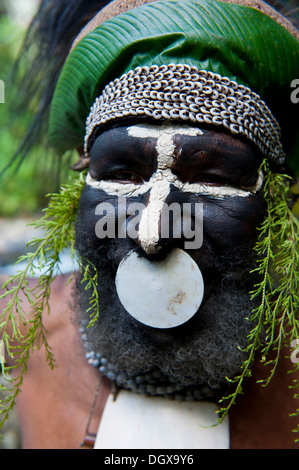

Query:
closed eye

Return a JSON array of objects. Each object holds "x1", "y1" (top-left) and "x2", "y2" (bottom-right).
[
  {"x1": 102, "y1": 171, "x2": 144, "y2": 184},
  {"x1": 189, "y1": 174, "x2": 231, "y2": 186}
]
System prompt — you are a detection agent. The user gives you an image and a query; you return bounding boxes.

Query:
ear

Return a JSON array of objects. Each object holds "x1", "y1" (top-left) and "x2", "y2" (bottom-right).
[{"x1": 71, "y1": 146, "x2": 90, "y2": 171}]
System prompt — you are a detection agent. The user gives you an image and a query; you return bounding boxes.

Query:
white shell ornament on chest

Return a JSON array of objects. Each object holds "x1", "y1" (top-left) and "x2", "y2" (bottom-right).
[{"x1": 115, "y1": 248, "x2": 204, "y2": 329}]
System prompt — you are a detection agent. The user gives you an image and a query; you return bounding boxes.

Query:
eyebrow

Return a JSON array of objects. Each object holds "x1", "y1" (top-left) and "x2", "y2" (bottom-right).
[
  {"x1": 86, "y1": 160, "x2": 264, "y2": 199},
  {"x1": 88, "y1": 122, "x2": 263, "y2": 199},
  {"x1": 175, "y1": 133, "x2": 259, "y2": 168}
]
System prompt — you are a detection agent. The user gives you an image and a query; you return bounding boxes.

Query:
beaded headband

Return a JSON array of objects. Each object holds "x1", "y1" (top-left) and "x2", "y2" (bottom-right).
[{"x1": 84, "y1": 63, "x2": 285, "y2": 164}]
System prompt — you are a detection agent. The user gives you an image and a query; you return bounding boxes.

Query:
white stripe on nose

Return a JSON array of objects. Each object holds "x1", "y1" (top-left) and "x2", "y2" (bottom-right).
[
  {"x1": 138, "y1": 179, "x2": 170, "y2": 254},
  {"x1": 86, "y1": 123, "x2": 264, "y2": 254},
  {"x1": 128, "y1": 124, "x2": 203, "y2": 254}
]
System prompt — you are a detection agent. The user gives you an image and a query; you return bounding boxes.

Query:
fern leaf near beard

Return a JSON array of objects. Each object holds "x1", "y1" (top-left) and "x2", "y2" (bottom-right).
[
  {"x1": 1, "y1": 161, "x2": 298, "y2": 438},
  {"x1": 217, "y1": 159, "x2": 299, "y2": 440},
  {"x1": 0, "y1": 172, "x2": 88, "y2": 431}
]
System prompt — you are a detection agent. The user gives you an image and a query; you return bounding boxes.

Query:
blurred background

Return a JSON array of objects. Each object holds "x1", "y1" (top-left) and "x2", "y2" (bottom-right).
[
  {"x1": 0, "y1": 0, "x2": 40, "y2": 450},
  {"x1": 0, "y1": 0, "x2": 74, "y2": 449},
  {"x1": 0, "y1": 0, "x2": 75, "y2": 272},
  {"x1": 1, "y1": 0, "x2": 48, "y2": 217}
]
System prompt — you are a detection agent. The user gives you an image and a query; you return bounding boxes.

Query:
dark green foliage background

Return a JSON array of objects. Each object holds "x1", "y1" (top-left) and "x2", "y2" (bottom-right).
[{"x1": 0, "y1": 8, "x2": 73, "y2": 217}]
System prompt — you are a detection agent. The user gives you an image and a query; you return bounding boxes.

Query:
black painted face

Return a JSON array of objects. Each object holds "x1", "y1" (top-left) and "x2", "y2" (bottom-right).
[
  {"x1": 81, "y1": 122, "x2": 264, "y2": 260},
  {"x1": 74, "y1": 121, "x2": 265, "y2": 399}
]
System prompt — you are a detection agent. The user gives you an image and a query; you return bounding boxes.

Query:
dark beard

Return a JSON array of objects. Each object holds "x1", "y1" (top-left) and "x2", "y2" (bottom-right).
[{"x1": 73, "y1": 223, "x2": 261, "y2": 402}]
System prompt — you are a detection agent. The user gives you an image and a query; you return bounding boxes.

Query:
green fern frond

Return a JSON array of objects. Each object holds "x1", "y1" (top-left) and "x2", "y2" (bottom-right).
[
  {"x1": 1, "y1": 159, "x2": 298, "y2": 442},
  {"x1": 0, "y1": 171, "x2": 99, "y2": 430},
  {"x1": 217, "y1": 160, "x2": 299, "y2": 438}
]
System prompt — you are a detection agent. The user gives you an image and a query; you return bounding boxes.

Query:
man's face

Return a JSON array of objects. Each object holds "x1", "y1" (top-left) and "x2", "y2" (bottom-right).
[{"x1": 74, "y1": 121, "x2": 265, "y2": 400}]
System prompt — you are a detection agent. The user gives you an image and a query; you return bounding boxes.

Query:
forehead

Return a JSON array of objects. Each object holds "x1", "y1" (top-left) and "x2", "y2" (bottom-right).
[{"x1": 127, "y1": 122, "x2": 203, "y2": 139}]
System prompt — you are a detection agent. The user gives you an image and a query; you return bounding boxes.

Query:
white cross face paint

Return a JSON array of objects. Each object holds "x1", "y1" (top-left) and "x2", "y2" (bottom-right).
[
  {"x1": 128, "y1": 123, "x2": 204, "y2": 254},
  {"x1": 86, "y1": 122, "x2": 263, "y2": 254},
  {"x1": 86, "y1": 122, "x2": 264, "y2": 329}
]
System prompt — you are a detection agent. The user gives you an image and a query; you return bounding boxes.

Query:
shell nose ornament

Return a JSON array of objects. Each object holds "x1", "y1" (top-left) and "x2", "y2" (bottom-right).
[{"x1": 115, "y1": 248, "x2": 204, "y2": 329}]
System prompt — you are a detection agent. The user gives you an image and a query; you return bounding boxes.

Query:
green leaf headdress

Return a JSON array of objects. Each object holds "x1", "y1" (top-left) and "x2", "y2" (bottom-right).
[{"x1": 1, "y1": 0, "x2": 299, "y2": 439}]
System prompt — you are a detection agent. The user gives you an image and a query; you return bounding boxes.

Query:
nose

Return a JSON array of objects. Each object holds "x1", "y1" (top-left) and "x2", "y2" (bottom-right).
[
  {"x1": 127, "y1": 183, "x2": 202, "y2": 256},
  {"x1": 136, "y1": 180, "x2": 170, "y2": 255}
]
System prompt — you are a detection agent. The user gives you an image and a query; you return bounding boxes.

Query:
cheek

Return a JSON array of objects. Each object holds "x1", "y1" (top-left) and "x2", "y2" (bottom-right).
[
  {"x1": 77, "y1": 185, "x2": 137, "y2": 252},
  {"x1": 78, "y1": 185, "x2": 266, "y2": 254},
  {"x1": 77, "y1": 186, "x2": 102, "y2": 242},
  {"x1": 77, "y1": 186, "x2": 133, "y2": 265},
  {"x1": 202, "y1": 194, "x2": 266, "y2": 250}
]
